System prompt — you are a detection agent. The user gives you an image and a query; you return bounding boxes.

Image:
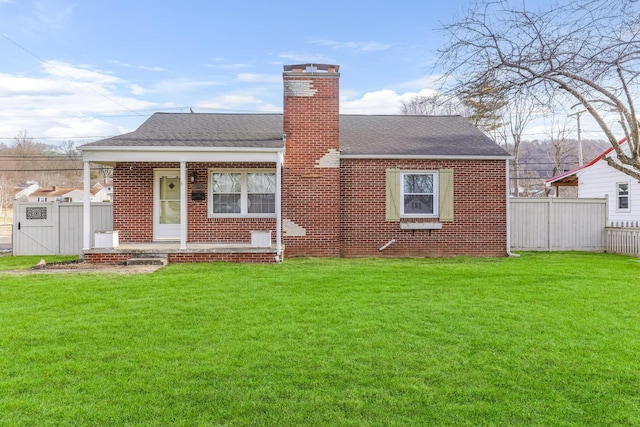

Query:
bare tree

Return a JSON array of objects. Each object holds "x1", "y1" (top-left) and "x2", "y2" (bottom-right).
[
  {"x1": 400, "y1": 93, "x2": 467, "y2": 116},
  {"x1": 0, "y1": 171, "x2": 17, "y2": 222},
  {"x1": 544, "y1": 118, "x2": 577, "y2": 196},
  {"x1": 96, "y1": 164, "x2": 113, "y2": 183},
  {"x1": 12, "y1": 131, "x2": 50, "y2": 185},
  {"x1": 497, "y1": 90, "x2": 537, "y2": 195},
  {"x1": 438, "y1": 0, "x2": 640, "y2": 181}
]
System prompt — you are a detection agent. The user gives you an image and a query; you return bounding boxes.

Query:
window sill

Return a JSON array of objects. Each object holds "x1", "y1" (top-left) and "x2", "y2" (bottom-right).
[
  {"x1": 400, "y1": 222, "x2": 442, "y2": 230},
  {"x1": 209, "y1": 214, "x2": 276, "y2": 220}
]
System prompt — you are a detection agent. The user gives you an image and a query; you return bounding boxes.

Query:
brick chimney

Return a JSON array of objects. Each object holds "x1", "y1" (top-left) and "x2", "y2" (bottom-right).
[{"x1": 281, "y1": 64, "x2": 341, "y2": 256}]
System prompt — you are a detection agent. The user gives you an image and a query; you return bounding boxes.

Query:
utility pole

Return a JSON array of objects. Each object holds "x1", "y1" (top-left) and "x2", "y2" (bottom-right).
[{"x1": 569, "y1": 106, "x2": 586, "y2": 166}]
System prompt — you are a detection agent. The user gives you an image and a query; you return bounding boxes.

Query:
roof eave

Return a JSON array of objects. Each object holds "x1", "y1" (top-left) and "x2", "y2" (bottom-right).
[
  {"x1": 78, "y1": 145, "x2": 284, "y2": 153},
  {"x1": 80, "y1": 145, "x2": 285, "y2": 165},
  {"x1": 340, "y1": 154, "x2": 513, "y2": 160}
]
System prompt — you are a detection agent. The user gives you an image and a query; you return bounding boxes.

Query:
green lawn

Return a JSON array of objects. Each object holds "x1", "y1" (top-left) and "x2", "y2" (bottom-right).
[{"x1": 1, "y1": 253, "x2": 639, "y2": 426}]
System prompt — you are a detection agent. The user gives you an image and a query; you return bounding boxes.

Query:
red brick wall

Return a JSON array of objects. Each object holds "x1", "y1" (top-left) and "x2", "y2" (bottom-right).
[
  {"x1": 113, "y1": 162, "x2": 154, "y2": 242},
  {"x1": 112, "y1": 162, "x2": 276, "y2": 243},
  {"x1": 340, "y1": 158, "x2": 508, "y2": 257},
  {"x1": 282, "y1": 68, "x2": 341, "y2": 256},
  {"x1": 84, "y1": 252, "x2": 278, "y2": 264}
]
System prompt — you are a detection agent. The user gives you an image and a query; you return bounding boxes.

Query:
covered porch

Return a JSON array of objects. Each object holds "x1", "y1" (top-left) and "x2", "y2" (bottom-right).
[
  {"x1": 84, "y1": 241, "x2": 283, "y2": 264},
  {"x1": 78, "y1": 126, "x2": 286, "y2": 264}
]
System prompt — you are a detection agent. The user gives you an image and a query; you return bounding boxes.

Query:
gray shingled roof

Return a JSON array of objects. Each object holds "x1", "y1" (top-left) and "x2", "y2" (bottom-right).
[
  {"x1": 81, "y1": 112, "x2": 510, "y2": 157},
  {"x1": 340, "y1": 115, "x2": 510, "y2": 157},
  {"x1": 81, "y1": 113, "x2": 284, "y2": 149}
]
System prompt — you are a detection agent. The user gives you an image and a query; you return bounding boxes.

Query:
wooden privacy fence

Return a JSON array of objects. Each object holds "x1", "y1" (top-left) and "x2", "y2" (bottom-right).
[
  {"x1": 13, "y1": 202, "x2": 112, "y2": 256},
  {"x1": 510, "y1": 198, "x2": 607, "y2": 252}
]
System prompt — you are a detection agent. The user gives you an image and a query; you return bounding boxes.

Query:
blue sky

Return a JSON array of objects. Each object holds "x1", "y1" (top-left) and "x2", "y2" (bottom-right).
[
  {"x1": 1, "y1": 0, "x2": 607, "y2": 149},
  {"x1": 0, "y1": 0, "x2": 473, "y2": 146}
]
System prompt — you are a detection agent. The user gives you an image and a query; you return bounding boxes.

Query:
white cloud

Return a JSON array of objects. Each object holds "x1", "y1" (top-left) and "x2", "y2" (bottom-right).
[
  {"x1": 340, "y1": 89, "x2": 404, "y2": 114},
  {"x1": 220, "y1": 63, "x2": 252, "y2": 69},
  {"x1": 206, "y1": 61, "x2": 252, "y2": 70},
  {"x1": 0, "y1": 74, "x2": 76, "y2": 96},
  {"x1": 395, "y1": 75, "x2": 444, "y2": 92},
  {"x1": 0, "y1": 62, "x2": 161, "y2": 142},
  {"x1": 46, "y1": 117, "x2": 128, "y2": 139},
  {"x1": 153, "y1": 79, "x2": 222, "y2": 93},
  {"x1": 42, "y1": 61, "x2": 121, "y2": 84},
  {"x1": 314, "y1": 39, "x2": 392, "y2": 53},
  {"x1": 108, "y1": 60, "x2": 165, "y2": 72},
  {"x1": 198, "y1": 93, "x2": 279, "y2": 112},
  {"x1": 276, "y1": 52, "x2": 331, "y2": 63},
  {"x1": 130, "y1": 84, "x2": 147, "y2": 95},
  {"x1": 340, "y1": 88, "x2": 443, "y2": 115},
  {"x1": 236, "y1": 73, "x2": 280, "y2": 84}
]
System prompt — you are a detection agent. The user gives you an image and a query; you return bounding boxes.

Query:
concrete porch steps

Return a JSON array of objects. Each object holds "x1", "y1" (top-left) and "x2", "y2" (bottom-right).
[{"x1": 126, "y1": 256, "x2": 168, "y2": 266}]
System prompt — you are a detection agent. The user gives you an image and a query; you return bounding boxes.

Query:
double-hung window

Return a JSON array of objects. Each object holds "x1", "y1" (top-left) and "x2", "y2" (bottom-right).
[
  {"x1": 617, "y1": 182, "x2": 630, "y2": 211},
  {"x1": 210, "y1": 170, "x2": 276, "y2": 217},
  {"x1": 386, "y1": 169, "x2": 453, "y2": 222},
  {"x1": 401, "y1": 171, "x2": 438, "y2": 217}
]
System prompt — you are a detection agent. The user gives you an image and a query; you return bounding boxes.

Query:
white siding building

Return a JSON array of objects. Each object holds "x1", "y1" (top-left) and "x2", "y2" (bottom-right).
[{"x1": 547, "y1": 141, "x2": 639, "y2": 225}]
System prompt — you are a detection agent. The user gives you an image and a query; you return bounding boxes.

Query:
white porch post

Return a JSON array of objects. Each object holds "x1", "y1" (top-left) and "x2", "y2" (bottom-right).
[
  {"x1": 276, "y1": 152, "x2": 283, "y2": 258},
  {"x1": 180, "y1": 162, "x2": 187, "y2": 250},
  {"x1": 82, "y1": 161, "x2": 91, "y2": 253}
]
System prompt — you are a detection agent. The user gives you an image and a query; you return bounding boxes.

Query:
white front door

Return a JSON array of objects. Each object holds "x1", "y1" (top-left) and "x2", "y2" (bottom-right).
[{"x1": 154, "y1": 169, "x2": 181, "y2": 240}]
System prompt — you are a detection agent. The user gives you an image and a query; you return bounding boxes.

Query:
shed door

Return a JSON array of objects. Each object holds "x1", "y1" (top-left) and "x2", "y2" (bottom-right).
[
  {"x1": 13, "y1": 202, "x2": 58, "y2": 255},
  {"x1": 154, "y1": 169, "x2": 181, "y2": 240}
]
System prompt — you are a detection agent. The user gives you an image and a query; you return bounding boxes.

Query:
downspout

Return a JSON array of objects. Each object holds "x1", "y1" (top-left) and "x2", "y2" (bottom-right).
[
  {"x1": 275, "y1": 152, "x2": 283, "y2": 262},
  {"x1": 82, "y1": 160, "x2": 91, "y2": 258},
  {"x1": 506, "y1": 158, "x2": 520, "y2": 257}
]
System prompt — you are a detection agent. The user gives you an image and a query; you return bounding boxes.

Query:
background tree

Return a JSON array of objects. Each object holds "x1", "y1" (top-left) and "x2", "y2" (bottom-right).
[
  {"x1": 458, "y1": 80, "x2": 507, "y2": 137},
  {"x1": 400, "y1": 93, "x2": 468, "y2": 116},
  {"x1": 544, "y1": 118, "x2": 576, "y2": 196},
  {"x1": 401, "y1": 83, "x2": 506, "y2": 137},
  {"x1": 438, "y1": 0, "x2": 640, "y2": 181},
  {"x1": 500, "y1": 91, "x2": 536, "y2": 195},
  {"x1": 0, "y1": 170, "x2": 17, "y2": 221}
]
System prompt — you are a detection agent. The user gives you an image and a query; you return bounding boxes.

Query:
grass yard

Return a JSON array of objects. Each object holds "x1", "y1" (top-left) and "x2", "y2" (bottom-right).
[{"x1": 1, "y1": 252, "x2": 639, "y2": 426}]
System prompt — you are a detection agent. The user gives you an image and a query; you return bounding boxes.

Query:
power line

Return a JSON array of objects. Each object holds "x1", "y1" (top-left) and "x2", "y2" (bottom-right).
[
  {"x1": 0, "y1": 136, "x2": 113, "y2": 141},
  {"x1": 0, "y1": 155, "x2": 83, "y2": 160},
  {"x1": 1, "y1": 33, "x2": 145, "y2": 118},
  {"x1": 1, "y1": 168, "x2": 106, "y2": 172}
]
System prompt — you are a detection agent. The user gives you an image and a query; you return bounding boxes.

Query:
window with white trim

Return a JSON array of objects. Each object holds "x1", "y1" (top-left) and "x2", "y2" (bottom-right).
[
  {"x1": 209, "y1": 170, "x2": 276, "y2": 217},
  {"x1": 617, "y1": 182, "x2": 630, "y2": 211},
  {"x1": 401, "y1": 171, "x2": 439, "y2": 217}
]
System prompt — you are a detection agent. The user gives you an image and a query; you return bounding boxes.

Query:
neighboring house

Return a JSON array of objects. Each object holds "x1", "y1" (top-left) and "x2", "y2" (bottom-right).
[
  {"x1": 27, "y1": 185, "x2": 101, "y2": 203},
  {"x1": 13, "y1": 181, "x2": 39, "y2": 202},
  {"x1": 78, "y1": 63, "x2": 512, "y2": 263},
  {"x1": 92, "y1": 180, "x2": 113, "y2": 202},
  {"x1": 546, "y1": 139, "x2": 639, "y2": 224}
]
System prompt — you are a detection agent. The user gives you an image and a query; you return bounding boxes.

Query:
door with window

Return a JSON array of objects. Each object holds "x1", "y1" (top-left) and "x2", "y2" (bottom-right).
[{"x1": 154, "y1": 169, "x2": 181, "y2": 240}]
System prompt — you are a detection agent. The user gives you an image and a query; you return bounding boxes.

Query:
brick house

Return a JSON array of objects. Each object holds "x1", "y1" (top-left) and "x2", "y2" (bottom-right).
[{"x1": 78, "y1": 64, "x2": 512, "y2": 263}]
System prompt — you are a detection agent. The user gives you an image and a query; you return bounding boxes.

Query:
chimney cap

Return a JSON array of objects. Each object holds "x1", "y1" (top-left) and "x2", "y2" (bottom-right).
[{"x1": 283, "y1": 63, "x2": 340, "y2": 73}]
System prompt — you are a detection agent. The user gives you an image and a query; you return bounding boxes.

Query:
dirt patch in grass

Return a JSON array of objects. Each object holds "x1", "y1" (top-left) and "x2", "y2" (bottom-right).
[{"x1": 4, "y1": 259, "x2": 163, "y2": 274}]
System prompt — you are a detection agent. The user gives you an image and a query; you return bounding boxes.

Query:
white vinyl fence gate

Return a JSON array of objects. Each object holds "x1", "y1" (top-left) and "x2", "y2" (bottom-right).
[
  {"x1": 13, "y1": 202, "x2": 113, "y2": 256},
  {"x1": 510, "y1": 198, "x2": 607, "y2": 251}
]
